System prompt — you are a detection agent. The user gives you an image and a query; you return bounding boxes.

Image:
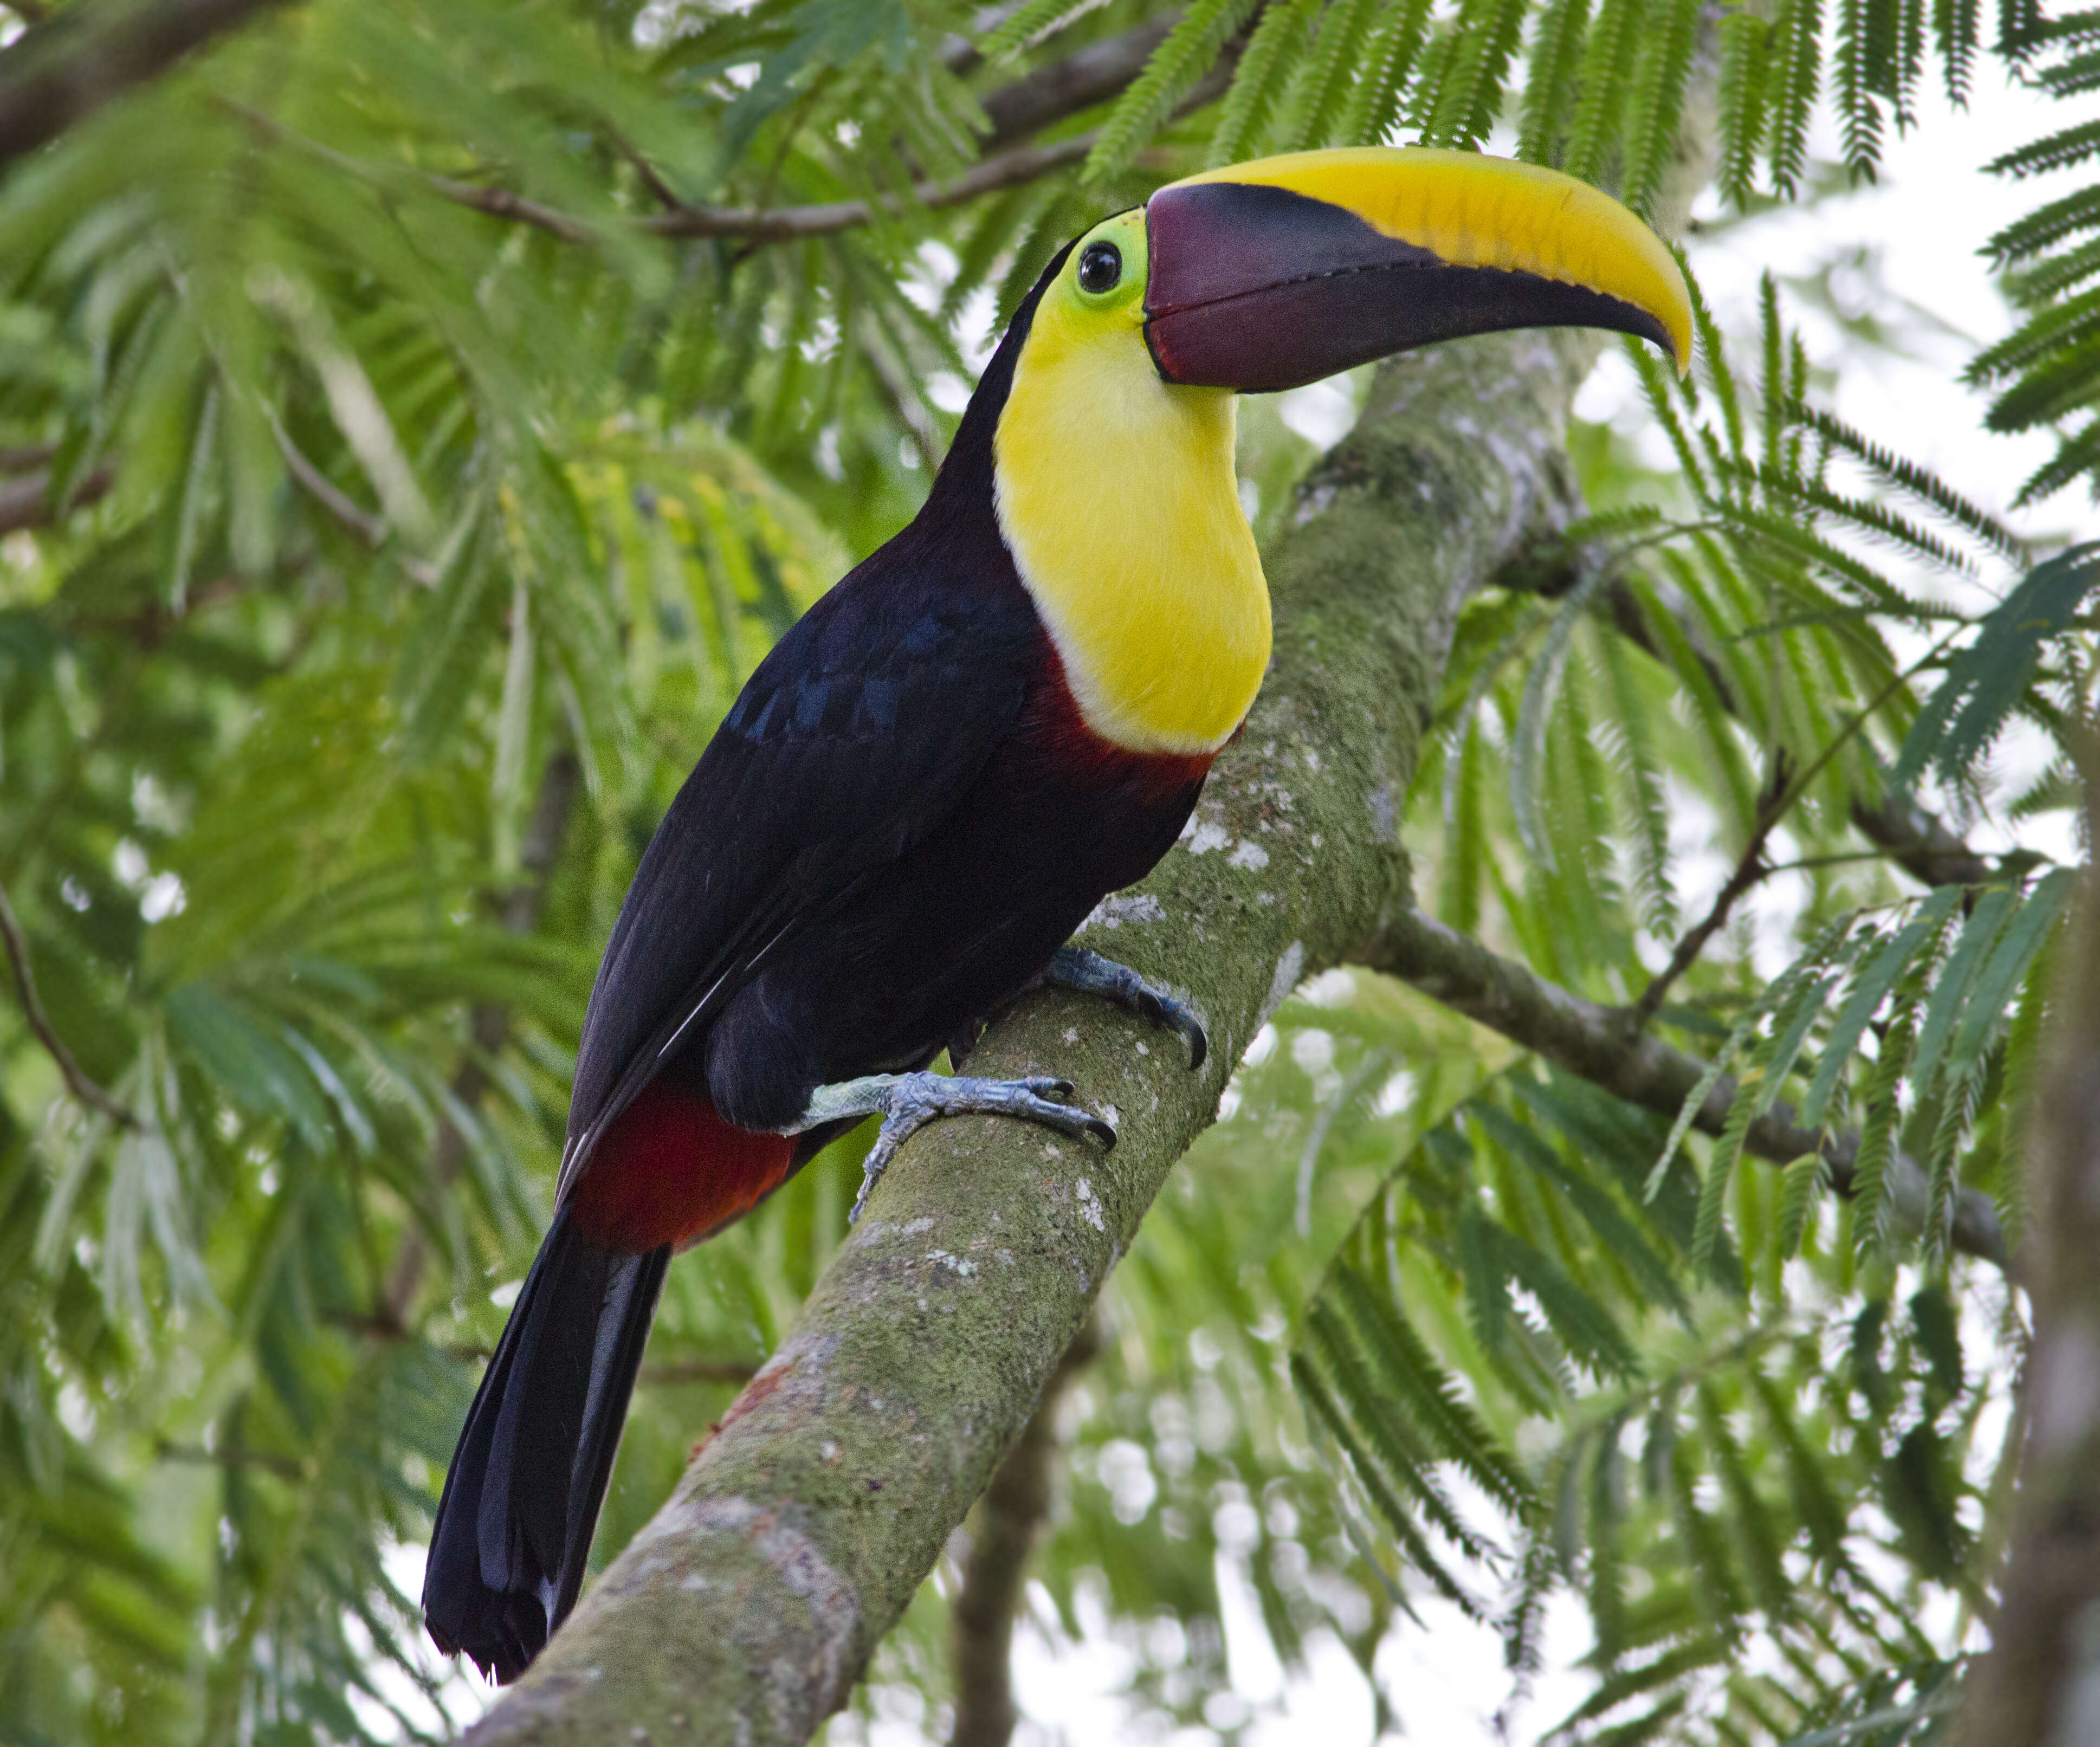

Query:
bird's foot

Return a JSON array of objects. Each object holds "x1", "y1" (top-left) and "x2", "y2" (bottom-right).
[
  {"x1": 801, "y1": 1071, "x2": 1115, "y2": 1224},
  {"x1": 1045, "y1": 946, "x2": 1207, "y2": 1071}
]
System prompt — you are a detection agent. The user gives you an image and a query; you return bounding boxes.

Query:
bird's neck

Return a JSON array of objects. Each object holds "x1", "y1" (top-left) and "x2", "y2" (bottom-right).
[{"x1": 990, "y1": 322, "x2": 1270, "y2": 758}]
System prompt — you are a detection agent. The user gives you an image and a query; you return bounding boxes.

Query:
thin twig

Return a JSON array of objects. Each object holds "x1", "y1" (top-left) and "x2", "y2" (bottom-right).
[
  {"x1": 219, "y1": 96, "x2": 1096, "y2": 246},
  {"x1": 1365, "y1": 904, "x2": 2011, "y2": 1272},
  {"x1": 0, "y1": 463, "x2": 113, "y2": 534},
  {"x1": 1626, "y1": 620, "x2": 1977, "y2": 1032},
  {"x1": 0, "y1": 878, "x2": 139, "y2": 1128},
  {"x1": 573, "y1": 134, "x2": 1096, "y2": 243},
  {"x1": 271, "y1": 416, "x2": 441, "y2": 584},
  {"x1": 1627, "y1": 757, "x2": 1790, "y2": 1031},
  {"x1": 154, "y1": 1437, "x2": 305, "y2": 1480},
  {"x1": 608, "y1": 130, "x2": 693, "y2": 216},
  {"x1": 222, "y1": 33, "x2": 1241, "y2": 255},
  {"x1": 272, "y1": 417, "x2": 386, "y2": 548}
]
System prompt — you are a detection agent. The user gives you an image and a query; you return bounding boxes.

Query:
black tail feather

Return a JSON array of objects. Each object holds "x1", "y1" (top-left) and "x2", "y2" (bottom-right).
[{"x1": 422, "y1": 1208, "x2": 669, "y2": 1683}]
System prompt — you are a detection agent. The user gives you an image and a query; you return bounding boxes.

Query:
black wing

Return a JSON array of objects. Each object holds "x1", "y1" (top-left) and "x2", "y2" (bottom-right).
[{"x1": 556, "y1": 553, "x2": 1037, "y2": 1198}]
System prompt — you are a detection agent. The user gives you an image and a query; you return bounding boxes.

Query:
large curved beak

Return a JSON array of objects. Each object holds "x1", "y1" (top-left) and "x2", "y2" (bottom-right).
[{"x1": 1143, "y1": 148, "x2": 1692, "y2": 392}]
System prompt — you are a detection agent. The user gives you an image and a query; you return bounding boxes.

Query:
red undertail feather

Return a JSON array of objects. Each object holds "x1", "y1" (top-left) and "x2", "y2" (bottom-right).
[{"x1": 566, "y1": 1078, "x2": 796, "y2": 1252}]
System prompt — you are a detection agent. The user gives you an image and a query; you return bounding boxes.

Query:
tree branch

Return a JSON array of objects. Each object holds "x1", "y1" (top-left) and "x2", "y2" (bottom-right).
[
  {"x1": 976, "y1": 15, "x2": 1178, "y2": 152},
  {"x1": 1360, "y1": 903, "x2": 2011, "y2": 1271},
  {"x1": 0, "y1": 0, "x2": 288, "y2": 167},
  {"x1": 0, "y1": 877, "x2": 139, "y2": 1128},
  {"x1": 459, "y1": 324, "x2": 1601, "y2": 1746},
  {"x1": 224, "y1": 99, "x2": 1099, "y2": 248},
  {"x1": 949, "y1": 1315, "x2": 1098, "y2": 1747},
  {"x1": 1952, "y1": 768, "x2": 2100, "y2": 1746},
  {"x1": 643, "y1": 134, "x2": 1101, "y2": 242},
  {"x1": 0, "y1": 463, "x2": 113, "y2": 534},
  {"x1": 226, "y1": 28, "x2": 1241, "y2": 253}
]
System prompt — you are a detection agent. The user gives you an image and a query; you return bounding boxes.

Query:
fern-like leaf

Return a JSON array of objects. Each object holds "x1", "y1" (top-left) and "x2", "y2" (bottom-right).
[
  {"x1": 1519, "y1": 0, "x2": 1593, "y2": 163},
  {"x1": 1792, "y1": 405, "x2": 2027, "y2": 560},
  {"x1": 1207, "y1": 0, "x2": 1324, "y2": 164},
  {"x1": 1335, "y1": 0, "x2": 1436, "y2": 143},
  {"x1": 1716, "y1": 9, "x2": 1774, "y2": 204},
  {"x1": 1621, "y1": 0, "x2": 1701, "y2": 214},
  {"x1": 1085, "y1": 0, "x2": 1260, "y2": 180},
  {"x1": 1565, "y1": 0, "x2": 1645, "y2": 185},
  {"x1": 1892, "y1": 543, "x2": 2100, "y2": 787},
  {"x1": 1769, "y1": 0, "x2": 1825, "y2": 196}
]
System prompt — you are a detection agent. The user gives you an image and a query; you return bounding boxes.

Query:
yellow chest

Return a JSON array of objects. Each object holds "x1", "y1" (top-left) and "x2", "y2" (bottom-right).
[{"x1": 992, "y1": 312, "x2": 1270, "y2": 756}]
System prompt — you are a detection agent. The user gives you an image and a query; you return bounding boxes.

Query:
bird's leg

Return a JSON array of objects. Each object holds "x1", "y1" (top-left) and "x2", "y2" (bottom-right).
[
  {"x1": 796, "y1": 1071, "x2": 1116, "y2": 1224},
  {"x1": 1043, "y1": 946, "x2": 1208, "y2": 1070}
]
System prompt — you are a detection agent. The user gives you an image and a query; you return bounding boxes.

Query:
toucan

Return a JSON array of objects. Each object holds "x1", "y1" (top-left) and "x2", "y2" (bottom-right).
[{"x1": 422, "y1": 146, "x2": 1692, "y2": 1681}]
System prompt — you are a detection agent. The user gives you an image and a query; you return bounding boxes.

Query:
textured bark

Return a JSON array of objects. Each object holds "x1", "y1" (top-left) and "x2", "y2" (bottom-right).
[
  {"x1": 460, "y1": 327, "x2": 1599, "y2": 1745},
  {"x1": 0, "y1": 0, "x2": 288, "y2": 166},
  {"x1": 947, "y1": 1317, "x2": 1098, "y2": 1747},
  {"x1": 1952, "y1": 781, "x2": 2100, "y2": 1747}
]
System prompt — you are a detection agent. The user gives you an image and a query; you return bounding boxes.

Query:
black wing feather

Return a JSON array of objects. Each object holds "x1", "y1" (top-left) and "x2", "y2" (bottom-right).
[{"x1": 557, "y1": 554, "x2": 1038, "y2": 1199}]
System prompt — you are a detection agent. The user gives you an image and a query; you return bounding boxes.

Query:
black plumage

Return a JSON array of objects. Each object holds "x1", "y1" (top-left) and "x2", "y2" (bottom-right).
[{"x1": 423, "y1": 241, "x2": 1213, "y2": 1681}]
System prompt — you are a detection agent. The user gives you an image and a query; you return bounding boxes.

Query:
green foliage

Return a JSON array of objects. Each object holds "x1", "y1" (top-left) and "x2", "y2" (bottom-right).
[
  {"x1": 1892, "y1": 542, "x2": 2100, "y2": 787},
  {"x1": 1294, "y1": 1054, "x2": 2000, "y2": 1745},
  {"x1": 1965, "y1": 11, "x2": 2100, "y2": 502},
  {"x1": 0, "y1": 0, "x2": 2080, "y2": 1742},
  {"x1": 1306, "y1": 273, "x2": 2074, "y2": 1740}
]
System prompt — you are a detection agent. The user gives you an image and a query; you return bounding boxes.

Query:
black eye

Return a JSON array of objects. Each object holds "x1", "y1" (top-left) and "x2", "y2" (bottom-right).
[{"x1": 1077, "y1": 241, "x2": 1122, "y2": 295}]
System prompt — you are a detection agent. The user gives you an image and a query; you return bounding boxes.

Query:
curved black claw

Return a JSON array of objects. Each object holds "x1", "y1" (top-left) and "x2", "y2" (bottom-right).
[
  {"x1": 1046, "y1": 946, "x2": 1209, "y2": 1071},
  {"x1": 1130, "y1": 985, "x2": 1209, "y2": 1072}
]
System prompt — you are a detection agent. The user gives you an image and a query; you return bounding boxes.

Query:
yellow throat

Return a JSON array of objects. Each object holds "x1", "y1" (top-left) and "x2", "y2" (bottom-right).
[{"x1": 992, "y1": 211, "x2": 1271, "y2": 757}]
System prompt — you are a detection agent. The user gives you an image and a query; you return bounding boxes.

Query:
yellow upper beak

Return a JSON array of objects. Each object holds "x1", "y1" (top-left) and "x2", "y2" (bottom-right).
[{"x1": 1142, "y1": 147, "x2": 1693, "y2": 390}]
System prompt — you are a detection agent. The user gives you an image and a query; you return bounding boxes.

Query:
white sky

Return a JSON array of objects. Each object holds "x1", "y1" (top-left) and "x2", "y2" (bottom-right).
[{"x1": 362, "y1": 60, "x2": 2092, "y2": 1747}]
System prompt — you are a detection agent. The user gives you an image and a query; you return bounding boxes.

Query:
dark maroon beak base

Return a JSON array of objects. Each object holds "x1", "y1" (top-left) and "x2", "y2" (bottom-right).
[{"x1": 1142, "y1": 181, "x2": 1681, "y2": 393}]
